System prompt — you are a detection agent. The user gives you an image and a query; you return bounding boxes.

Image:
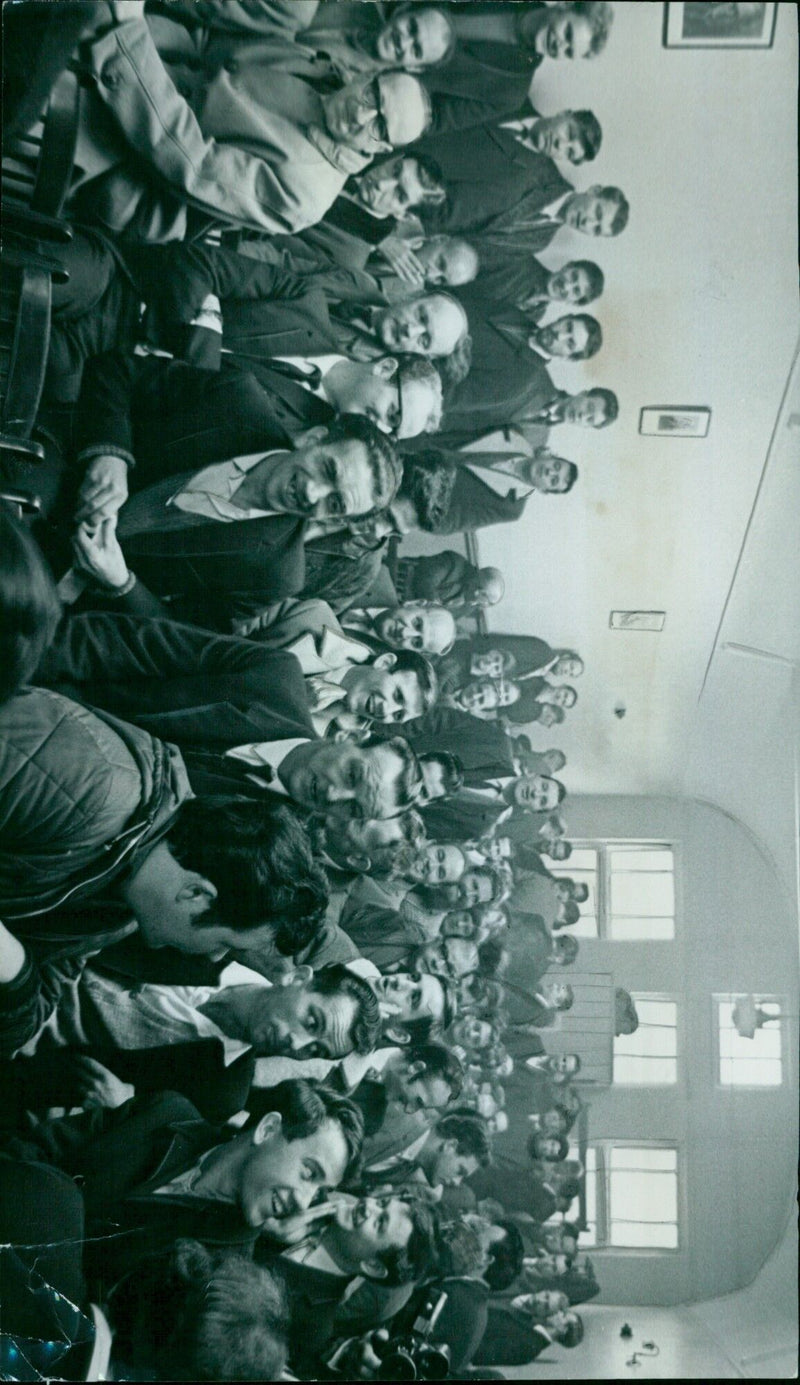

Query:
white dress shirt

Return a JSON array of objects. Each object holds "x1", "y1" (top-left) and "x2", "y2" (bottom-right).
[{"x1": 170, "y1": 450, "x2": 284, "y2": 521}]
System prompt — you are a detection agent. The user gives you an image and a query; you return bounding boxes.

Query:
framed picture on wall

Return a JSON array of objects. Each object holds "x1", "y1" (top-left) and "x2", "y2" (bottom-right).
[
  {"x1": 610, "y1": 611, "x2": 667, "y2": 632},
  {"x1": 663, "y1": 3, "x2": 777, "y2": 49},
  {"x1": 639, "y1": 406, "x2": 711, "y2": 437}
]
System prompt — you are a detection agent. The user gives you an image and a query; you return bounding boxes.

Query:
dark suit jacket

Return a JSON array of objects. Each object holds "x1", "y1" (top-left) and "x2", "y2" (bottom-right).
[
  {"x1": 4, "y1": 1092, "x2": 260, "y2": 1291},
  {"x1": 474, "y1": 1309, "x2": 553, "y2": 1367},
  {"x1": 443, "y1": 292, "x2": 557, "y2": 437},
  {"x1": 76, "y1": 351, "x2": 309, "y2": 624},
  {"x1": 423, "y1": 32, "x2": 539, "y2": 135},
  {"x1": 420, "y1": 791, "x2": 508, "y2": 844},
  {"x1": 474, "y1": 249, "x2": 550, "y2": 311},
  {"x1": 399, "y1": 705, "x2": 516, "y2": 786},
  {"x1": 439, "y1": 465, "x2": 529, "y2": 532},
  {"x1": 416, "y1": 125, "x2": 571, "y2": 237}
]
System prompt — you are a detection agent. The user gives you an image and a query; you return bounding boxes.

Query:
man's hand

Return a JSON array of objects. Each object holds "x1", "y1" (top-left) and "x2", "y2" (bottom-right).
[
  {"x1": 258, "y1": 1199, "x2": 337, "y2": 1245},
  {"x1": 0, "y1": 919, "x2": 27, "y2": 984},
  {"x1": 72, "y1": 519, "x2": 131, "y2": 590},
  {"x1": 336, "y1": 1328, "x2": 390, "y2": 1380},
  {"x1": 72, "y1": 1056, "x2": 136, "y2": 1109},
  {"x1": 75, "y1": 454, "x2": 129, "y2": 526},
  {"x1": 379, "y1": 233, "x2": 426, "y2": 287}
]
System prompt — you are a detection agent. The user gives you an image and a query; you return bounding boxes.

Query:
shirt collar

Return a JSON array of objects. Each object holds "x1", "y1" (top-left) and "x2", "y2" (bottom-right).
[{"x1": 224, "y1": 737, "x2": 311, "y2": 794}]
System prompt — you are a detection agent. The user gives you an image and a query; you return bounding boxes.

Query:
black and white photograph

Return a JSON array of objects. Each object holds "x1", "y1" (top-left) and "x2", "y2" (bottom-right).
[{"x1": 0, "y1": 1, "x2": 797, "y2": 1381}]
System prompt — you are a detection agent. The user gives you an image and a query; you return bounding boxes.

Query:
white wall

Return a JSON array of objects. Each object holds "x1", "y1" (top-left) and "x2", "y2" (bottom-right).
[{"x1": 475, "y1": 0, "x2": 799, "y2": 798}]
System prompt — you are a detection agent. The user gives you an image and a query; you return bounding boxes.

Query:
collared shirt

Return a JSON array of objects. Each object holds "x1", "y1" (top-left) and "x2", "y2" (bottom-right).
[
  {"x1": 225, "y1": 736, "x2": 310, "y2": 793},
  {"x1": 367, "y1": 1127, "x2": 431, "y2": 1175},
  {"x1": 170, "y1": 450, "x2": 284, "y2": 522},
  {"x1": 273, "y1": 352, "x2": 347, "y2": 398}
]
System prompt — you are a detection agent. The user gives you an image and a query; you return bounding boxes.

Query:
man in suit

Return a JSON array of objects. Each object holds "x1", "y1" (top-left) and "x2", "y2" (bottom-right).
[
  {"x1": 1, "y1": 1079, "x2": 364, "y2": 1292},
  {"x1": 64, "y1": 350, "x2": 402, "y2": 631},
  {"x1": 362, "y1": 1109, "x2": 492, "y2": 1192},
  {"x1": 71, "y1": 12, "x2": 433, "y2": 240},
  {"x1": 474, "y1": 1301, "x2": 583, "y2": 1366},
  {"x1": 395, "y1": 551, "x2": 503, "y2": 610},
  {"x1": 392, "y1": 451, "x2": 529, "y2": 536}
]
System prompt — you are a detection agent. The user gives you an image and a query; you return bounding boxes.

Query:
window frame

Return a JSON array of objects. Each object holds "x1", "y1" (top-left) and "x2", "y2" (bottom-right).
[
  {"x1": 713, "y1": 993, "x2": 787, "y2": 1090},
  {"x1": 580, "y1": 1139, "x2": 683, "y2": 1254},
  {"x1": 553, "y1": 839, "x2": 679, "y2": 942}
]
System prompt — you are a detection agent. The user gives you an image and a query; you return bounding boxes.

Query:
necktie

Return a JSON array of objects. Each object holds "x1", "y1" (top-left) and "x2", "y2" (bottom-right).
[{"x1": 259, "y1": 358, "x2": 323, "y2": 390}]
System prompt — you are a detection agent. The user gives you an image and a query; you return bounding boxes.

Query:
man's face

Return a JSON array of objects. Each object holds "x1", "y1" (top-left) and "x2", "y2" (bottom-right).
[
  {"x1": 537, "y1": 315, "x2": 589, "y2": 359},
  {"x1": 372, "y1": 971, "x2": 446, "y2": 1024},
  {"x1": 431, "y1": 1140, "x2": 478, "y2": 1188},
  {"x1": 406, "y1": 842, "x2": 465, "y2": 885},
  {"x1": 375, "y1": 295, "x2": 464, "y2": 356},
  {"x1": 451, "y1": 1014, "x2": 492, "y2": 1050},
  {"x1": 399, "y1": 1067, "x2": 452, "y2": 1113},
  {"x1": 561, "y1": 390, "x2": 607, "y2": 426},
  {"x1": 324, "y1": 73, "x2": 427, "y2": 155},
  {"x1": 243, "y1": 977, "x2": 358, "y2": 1059},
  {"x1": 526, "y1": 1251, "x2": 570, "y2": 1279},
  {"x1": 459, "y1": 871, "x2": 496, "y2": 908},
  {"x1": 237, "y1": 1118, "x2": 349, "y2": 1227},
  {"x1": 342, "y1": 660, "x2": 425, "y2": 724},
  {"x1": 471, "y1": 649, "x2": 506, "y2": 679},
  {"x1": 548, "y1": 263, "x2": 594, "y2": 304},
  {"x1": 526, "y1": 8, "x2": 595, "y2": 59},
  {"x1": 416, "y1": 937, "x2": 478, "y2": 979},
  {"x1": 331, "y1": 1195, "x2": 414, "y2": 1268},
  {"x1": 376, "y1": 7, "x2": 452, "y2": 68},
  {"x1": 483, "y1": 837, "x2": 511, "y2": 863},
  {"x1": 454, "y1": 679, "x2": 518, "y2": 714},
  {"x1": 550, "y1": 685, "x2": 576, "y2": 709},
  {"x1": 281, "y1": 740, "x2": 408, "y2": 820},
  {"x1": 530, "y1": 454, "x2": 573, "y2": 493},
  {"x1": 416, "y1": 237, "x2": 476, "y2": 287},
  {"x1": 512, "y1": 774, "x2": 559, "y2": 811},
  {"x1": 534, "y1": 1135, "x2": 564, "y2": 1160},
  {"x1": 261, "y1": 436, "x2": 377, "y2": 519},
  {"x1": 441, "y1": 909, "x2": 476, "y2": 940},
  {"x1": 531, "y1": 113, "x2": 587, "y2": 164},
  {"x1": 563, "y1": 187, "x2": 618, "y2": 236},
  {"x1": 544, "y1": 981, "x2": 571, "y2": 1008},
  {"x1": 551, "y1": 1054, "x2": 579, "y2": 1077},
  {"x1": 356, "y1": 156, "x2": 429, "y2": 220},
  {"x1": 553, "y1": 654, "x2": 582, "y2": 678},
  {"x1": 374, "y1": 604, "x2": 455, "y2": 655},
  {"x1": 324, "y1": 359, "x2": 401, "y2": 436}
]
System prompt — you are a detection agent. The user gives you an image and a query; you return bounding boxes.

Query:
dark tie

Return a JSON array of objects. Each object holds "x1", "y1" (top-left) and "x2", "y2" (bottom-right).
[{"x1": 243, "y1": 357, "x2": 322, "y2": 390}]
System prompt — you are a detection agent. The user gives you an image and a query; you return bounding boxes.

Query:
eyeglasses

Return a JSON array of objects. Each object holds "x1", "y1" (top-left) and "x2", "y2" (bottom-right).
[{"x1": 359, "y1": 78, "x2": 390, "y2": 144}]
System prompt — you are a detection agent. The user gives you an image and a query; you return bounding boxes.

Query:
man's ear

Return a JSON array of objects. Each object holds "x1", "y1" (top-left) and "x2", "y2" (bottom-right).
[
  {"x1": 295, "y1": 424, "x2": 329, "y2": 448},
  {"x1": 374, "y1": 356, "x2": 398, "y2": 379},
  {"x1": 252, "y1": 1110, "x2": 281, "y2": 1146},
  {"x1": 176, "y1": 873, "x2": 217, "y2": 915},
  {"x1": 374, "y1": 651, "x2": 397, "y2": 670},
  {"x1": 346, "y1": 852, "x2": 372, "y2": 873},
  {"x1": 281, "y1": 965, "x2": 313, "y2": 988},
  {"x1": 360, "y1": 1257, "x2": 389, "y2": 1280},
  {"x1": 441, "y1": 1137, "x2": 459, "y2": 1156},
  {"x1": 384, "y1": 1024, "x2": 410, "y2": 1046},
  {"x1": 405, "y1": 1059, "x2": 427, "y2": 1081}
]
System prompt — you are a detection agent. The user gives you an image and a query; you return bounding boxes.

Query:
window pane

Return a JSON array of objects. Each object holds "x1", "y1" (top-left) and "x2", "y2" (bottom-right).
[
  {"x1": 611, "y1": 1221, "x2": 679, "y2": 1249},
  {"x1": 608, "y1": 848, "x2": 673, "y2": 872},
  {"x1": 635, "y1": 999, "x2": 678, "y2": 1028},
  {"x1": 720, "y1": 1057, "x2": 782, "y2": 1086},
  {"x1": 611, "y1": 871, "x2": 675, "y2": 917},
  {"x1": 565, "y1": 849, "x2": 599, "y2": 871},
  {"x1": 611, "y1": 1147, "x2": 676, "y2": 1172},
  {"x1": 616, "y1": 1024, "x2": 677, "y2": 1059},
  {"x1": 610, "y1": 916, "x2": 675, "y2": 940},
  {"x1": 614, "y1": 1055, "x2": 677, "y2": 1084}
]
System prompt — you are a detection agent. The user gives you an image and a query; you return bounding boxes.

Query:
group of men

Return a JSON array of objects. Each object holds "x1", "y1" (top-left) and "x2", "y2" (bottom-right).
[{"x1": 0, "y1": 0, "x2": 626, "y2": 1378}]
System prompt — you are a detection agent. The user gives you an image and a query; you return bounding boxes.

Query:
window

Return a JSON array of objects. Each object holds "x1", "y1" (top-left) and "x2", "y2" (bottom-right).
[
  {"x1": 614, "y1": 996, "x2": 678, "y2": 1084},
  {"x1": 716, "y1": 994, "x2": 784, "y2": 1086},
  {"x1": 568, "y1": 1143, "x2": 679, "y2": 1249},
  {"x1": 551, "y1": 842, "x2": 675, "y2": 940}
]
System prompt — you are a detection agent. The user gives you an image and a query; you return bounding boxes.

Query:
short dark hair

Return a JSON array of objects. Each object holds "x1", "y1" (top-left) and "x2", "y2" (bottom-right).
[
  {"x1": 484, "y1": 1220, "x2": 525, "y2": 1291},
  {"x1": 571, "y1": 260, "x2": 605, "y2": 301},
  {"x1": 436, "y1": 1218, "x2": 485, "y2": 1278},
  {"x1": 573, "y1": 109, "x2": 602, "y2": 160},
  {"x1": 381, "y1": 648, "x2": 438, "y2": 714},
  {"x1": 570, "y1": 314, "x2": 602, "y2": 360},
  {"x1": 409, "y1": 150, "x2": 447, "y2": 204},
  {"x1": 362, "y1": 732, "x2": 424, "y2": 814},
  {"x1": 557, "y1": 1311, "x2": 584, "y2": 1347},
  {"x1": 312, "y1": 965, "x2": 381, "y2": 1055},
  {"x1": 435, "y1": 1110, "x2": 492, "y2": 1167},
  {"x1": 418, "y1": 750, "x2": 464, "y2": 797},
  {"x1": 597, "y1": 184, "x2": 629, "y2": 234},
  {"x1": 248, "y1": 1079, "x2": 364, "y2": 1185},
  {"x1": 107, "y1": 1239, "x2": 290, "y2": 1381},
  {"x1": 557, "y1": 1175, "x2": 581, "y2": 1202},
  {"x1": 477, "y1": 936, "x2": 507, "y2": 978},
  {"x1": 168, "y1": 798, "x2": 329, "y2": 952},
  {"x1": 529, "y1": 1131, "x2": 569, "y2": 1161},
  {"x1": 539, "y1": 775, "x2": 567, "y2": 804},
  {"x1": 573, "y1": 0, "x2": 614, "y2": 55},
  {"x1": 378, "y1": 1197, "x2": 440, "y2": 1285},
  {"x1": 411, "y1": 1040, "x2": 464, "y2": 1100},
  {"x1": 587, "y1": 385, "x2": 618, "y2": 423},
  {"x1": 398, "y1": 449, "x2": 458, "y2": 532},
  {"x1": 562, "y1": 900, "x2": 581, "y2": 926},
  {"x1": 0, "y1": 502, "x2": 61, "y2": 702},
  {"x1": 326, "y1": 413, "x2": 403, "y2": 511}
]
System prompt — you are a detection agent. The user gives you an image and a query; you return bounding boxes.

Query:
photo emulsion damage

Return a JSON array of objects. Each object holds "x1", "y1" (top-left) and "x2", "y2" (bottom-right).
[{"x1": 0, "y1": 1, "x2": 797, "y2": 1380}]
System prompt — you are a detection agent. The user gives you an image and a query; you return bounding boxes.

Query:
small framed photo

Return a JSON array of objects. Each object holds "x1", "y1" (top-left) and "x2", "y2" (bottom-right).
[
  {"x1": 663, "y1": 3, "x2": 777, "y2": 49},
  {"x1": 610, "y1": 611, "x2": 667, "y2": 632},
  {"x1": 639, "y1": 406, "x2": 711, "y2": 438}
]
